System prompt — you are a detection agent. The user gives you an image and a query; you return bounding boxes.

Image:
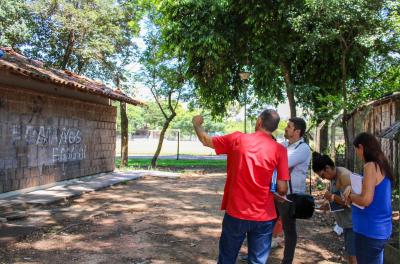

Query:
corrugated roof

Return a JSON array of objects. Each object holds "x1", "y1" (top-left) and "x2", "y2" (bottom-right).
[
  {"x1": 349, "y1": 92, "x2": 400, "y2": 117},
  {"x1": 378, "y1": 122, "x2": 400, "y2": 140},
  {"x1": 0, "y1": 47, "x2": 144, "y2": 106}
]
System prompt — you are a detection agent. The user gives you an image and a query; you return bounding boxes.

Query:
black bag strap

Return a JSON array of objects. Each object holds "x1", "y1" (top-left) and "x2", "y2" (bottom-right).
[{"x1": 288, "y1": 179, "x2": 293, "y2": 194}]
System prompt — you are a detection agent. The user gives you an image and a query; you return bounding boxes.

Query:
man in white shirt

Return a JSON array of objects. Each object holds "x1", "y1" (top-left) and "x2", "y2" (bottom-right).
[{"x1": 276, "y1": 117, "x2": 311, "y2": 264}]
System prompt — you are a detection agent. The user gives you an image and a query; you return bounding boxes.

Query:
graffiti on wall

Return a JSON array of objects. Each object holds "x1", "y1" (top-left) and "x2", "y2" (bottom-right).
[
  {"x1": 11, "y1": 125, "x2": 86, "y2": 164},
  {"x1": 52, "y1": 145, "x2": 86, "y2": 163}
]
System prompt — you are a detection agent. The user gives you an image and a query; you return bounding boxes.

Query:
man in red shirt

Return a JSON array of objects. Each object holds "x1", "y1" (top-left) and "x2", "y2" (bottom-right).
[{"x1": 192, "y1": 109, "x2": 290, "y2": 264}]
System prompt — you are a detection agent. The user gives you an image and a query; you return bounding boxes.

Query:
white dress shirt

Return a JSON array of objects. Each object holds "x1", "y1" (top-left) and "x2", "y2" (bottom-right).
[{"x1": 282, "y1": 138, "x2": 311, "y2": 194}]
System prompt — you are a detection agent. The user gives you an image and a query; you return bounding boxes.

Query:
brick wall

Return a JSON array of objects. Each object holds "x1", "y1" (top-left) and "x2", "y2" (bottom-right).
[{"x1": 0, "y1": 86, "x2": 116, "y2": 193}]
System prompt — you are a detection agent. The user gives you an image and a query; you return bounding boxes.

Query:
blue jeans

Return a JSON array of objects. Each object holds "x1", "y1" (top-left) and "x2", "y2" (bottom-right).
[
  {"x1": 218, "y1": 213, "x2": 275, "y2": 264},
  {"x1": 355, "y1": 232, "x2": 388, "y2": 264}
]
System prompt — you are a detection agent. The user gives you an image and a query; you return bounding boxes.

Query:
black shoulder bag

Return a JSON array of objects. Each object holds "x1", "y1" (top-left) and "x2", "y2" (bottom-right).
[{"x1": 287, "y1": 180, "x2": 315, "y2": 219}]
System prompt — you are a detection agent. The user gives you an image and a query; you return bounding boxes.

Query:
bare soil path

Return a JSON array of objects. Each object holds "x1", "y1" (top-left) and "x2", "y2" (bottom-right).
[{"x1": 0, "y1": 172, "x2": 345, "y2": 264}]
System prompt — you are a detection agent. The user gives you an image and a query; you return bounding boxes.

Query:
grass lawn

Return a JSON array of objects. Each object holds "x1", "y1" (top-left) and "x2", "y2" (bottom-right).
[
  {"x1": 115, "y1": 138, "x2": 217, "y2": 156},
  {"x1": 115, "y1": 158, "x2": 227, "y2": 169}
]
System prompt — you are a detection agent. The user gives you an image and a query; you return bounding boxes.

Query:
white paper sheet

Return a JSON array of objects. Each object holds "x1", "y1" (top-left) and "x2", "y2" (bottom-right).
[{"x1": 350, "y1": 173, "x2": 365, "y2": 209}]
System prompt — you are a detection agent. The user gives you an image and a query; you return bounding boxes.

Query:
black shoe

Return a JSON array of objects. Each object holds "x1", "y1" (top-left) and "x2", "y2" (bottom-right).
[{"x1": 238, "y1": 253, "x2": 248, "y2": 262}]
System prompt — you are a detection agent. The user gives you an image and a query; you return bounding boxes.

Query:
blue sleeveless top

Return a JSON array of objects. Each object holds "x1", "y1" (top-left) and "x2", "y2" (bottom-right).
[{"x1": 352, "y1": 177, "x2": 392, "y2": 239}]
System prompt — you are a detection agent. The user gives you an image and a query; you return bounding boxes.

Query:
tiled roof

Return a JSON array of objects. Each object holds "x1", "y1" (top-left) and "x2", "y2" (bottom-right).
[{"x1": 0, "y1": 47, "x2": 144, "y2": 106}]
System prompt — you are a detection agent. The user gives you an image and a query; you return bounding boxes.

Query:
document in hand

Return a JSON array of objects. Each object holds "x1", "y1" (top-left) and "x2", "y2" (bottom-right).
[
  {"x1": 273, "y1": 192, "x2": 293, "y2": 203},
  {"x1": 350, "y1": 173, "x2": 365, "y2": 209}
]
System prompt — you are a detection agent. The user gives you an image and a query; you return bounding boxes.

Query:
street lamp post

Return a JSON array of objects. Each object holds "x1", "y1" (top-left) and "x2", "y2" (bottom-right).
[{"x1": 239, "y1": 72, "x2": 250, "y2": 133}]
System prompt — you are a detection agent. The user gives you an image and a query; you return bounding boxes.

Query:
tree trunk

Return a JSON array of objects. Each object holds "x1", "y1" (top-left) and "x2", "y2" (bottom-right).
[
  {"x1": 340, "y1": 49, "x2": 350, "y2": 168},
  {"x1": 280, "y1": 61, "x2": 297, "y2": 118},
  {"x1": 61, "y1": 29, "x2": 75, "y2": 70},
  {"x1": 120, "y1": 102, "x2": 129, "y2": 167},
  {"x1": 330, "y1": 116, "x2": 342, "y2": 163},
  {"x1": 151, "y1": 114, "x2": 176, "y2": 168},
  {"x1": 76, "y1": 57, "x2": 87, "y2": 75},
  {"x1": 317, "y1": 120, "x2": 329, "y2": 154}
]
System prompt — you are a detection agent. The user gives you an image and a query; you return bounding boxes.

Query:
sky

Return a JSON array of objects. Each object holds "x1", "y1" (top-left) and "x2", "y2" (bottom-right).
[{"x1": 277, "y1": 102, "x2": 292, "y2": 119}]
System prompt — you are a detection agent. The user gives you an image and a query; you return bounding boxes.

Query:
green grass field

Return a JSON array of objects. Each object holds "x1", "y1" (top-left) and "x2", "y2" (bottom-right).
[
  {"x1": 115, "y1": 138, "x2": 217, "y2": 156},
  {"x1": 115, "y1": 158, "x2": 227, "y2": 169}
]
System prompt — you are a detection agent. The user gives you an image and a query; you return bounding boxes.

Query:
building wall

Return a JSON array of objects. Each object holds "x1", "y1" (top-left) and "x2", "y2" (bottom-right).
[
  {"x1": 347, "y1": 97, "x2": 400, "y2": 179},
  {"x1": 0, "y1": 86, "x2": 116, "y2": 193}
]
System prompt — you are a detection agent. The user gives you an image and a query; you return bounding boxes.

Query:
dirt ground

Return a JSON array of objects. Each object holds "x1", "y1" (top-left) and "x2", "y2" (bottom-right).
[{"x1": 0, "y1": 171, "x2": 346, "y2": 264}]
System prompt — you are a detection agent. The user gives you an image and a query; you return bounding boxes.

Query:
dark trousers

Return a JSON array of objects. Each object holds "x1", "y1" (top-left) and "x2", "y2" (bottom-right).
[
  {"x1": 218, "y1": 213, "x2": 275, "y2": 264},
  {"x1": 355, "y1": 232, "x2": 388, "y2": 264},
  {"x1": 275, "y1": 200, "x2": 297, "y2": 264}
]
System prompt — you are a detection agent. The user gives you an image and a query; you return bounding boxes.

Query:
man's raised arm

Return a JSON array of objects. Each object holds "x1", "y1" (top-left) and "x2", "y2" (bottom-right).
[{"x1": 192, "y1": 115, "x2": 214, "y2": 149}]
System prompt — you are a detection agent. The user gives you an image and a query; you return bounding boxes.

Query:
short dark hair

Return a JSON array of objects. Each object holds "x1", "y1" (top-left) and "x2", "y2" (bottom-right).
[
  {"x1": 289, "y1": 117, "x2": 306, "y2": 137},
  {"x1": 259, "y1": 109, "x2": 280, "y2": 132},
  {"x1": 312, "y1": 152, "x2": 335, "y2": 173}
]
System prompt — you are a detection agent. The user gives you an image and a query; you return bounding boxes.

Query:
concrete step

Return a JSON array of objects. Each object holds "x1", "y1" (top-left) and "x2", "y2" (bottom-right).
[
  {"x1": 0, "y1": 170, "x2": 180, "y2": 224},
  {"x1": 0, "y1": 169, "x2": 182, "y2": 247}
]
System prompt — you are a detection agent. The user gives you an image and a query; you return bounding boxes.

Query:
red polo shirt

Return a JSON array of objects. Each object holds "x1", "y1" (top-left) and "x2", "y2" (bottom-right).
[{"x1": 212, "y1": 131, "x2": 289, "y2": 221}]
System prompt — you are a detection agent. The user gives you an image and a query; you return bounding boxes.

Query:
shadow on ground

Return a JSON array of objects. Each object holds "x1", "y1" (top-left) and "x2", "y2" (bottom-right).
[{"x1": 0, "y1": 171, "x2": 345, "y2": 264}]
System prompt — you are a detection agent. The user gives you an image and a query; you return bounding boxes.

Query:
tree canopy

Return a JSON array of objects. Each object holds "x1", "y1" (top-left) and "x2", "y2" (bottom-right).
[
  {"x1": 0, "y1": 0, "x2": 32, "y2": 50},
  {"x1": 154, "y1": 0, "x2": 399, "y2": 121},
  {"x1": 1, "y1": 0, "x2": 398, "y2": 131},
  {"x1": 23, "y1": 0, "x2": 143, "y2": 77}
]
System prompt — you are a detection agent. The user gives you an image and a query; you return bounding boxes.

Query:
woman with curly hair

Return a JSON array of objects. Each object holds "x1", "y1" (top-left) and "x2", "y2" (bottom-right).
[{"x1": 312, "y1": 152, "x2": 356, "y2": 264}]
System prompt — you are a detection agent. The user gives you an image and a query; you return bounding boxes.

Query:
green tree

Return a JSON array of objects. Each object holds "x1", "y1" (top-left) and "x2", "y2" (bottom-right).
[
  {"x1": 115, "y1": 101, "x2": 167, "y2": 133},
  {"x1": 104, "y1": 60, "x2": 141, "y2": 168},
  {"x1": 26, "y1": 0, "x2": 142, "y2": 73},
  {"x1": 114, "y1": 71, "x2": 136, "y2": 167},
  {"x1": 301, "y1": 0, "x2": 397, "y2": 164},
  {"x1": 170, "y1": 106, "x2": 196, "y2": 136},
  {"x1": 140, "y1": 14, "x2": 192, "y2": 168},
  {"x1": 156, "y1": 0, "x2": 252, "y2": 116},
  {"x1": 171, "y1": 106, "x2": 227, "y2": 136},
  {"x1": 155, "y1": 0, "x2": 398, "y2": 156},
  {"x1": 155, "y1": 0, "x2": 331, "y2": 119},
  {"x1": 115, "y1": 103, "x2": 145, "y2": 134},
  {"x1": 0, "y1": 0, "x2": 32, "y2": 50}
]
